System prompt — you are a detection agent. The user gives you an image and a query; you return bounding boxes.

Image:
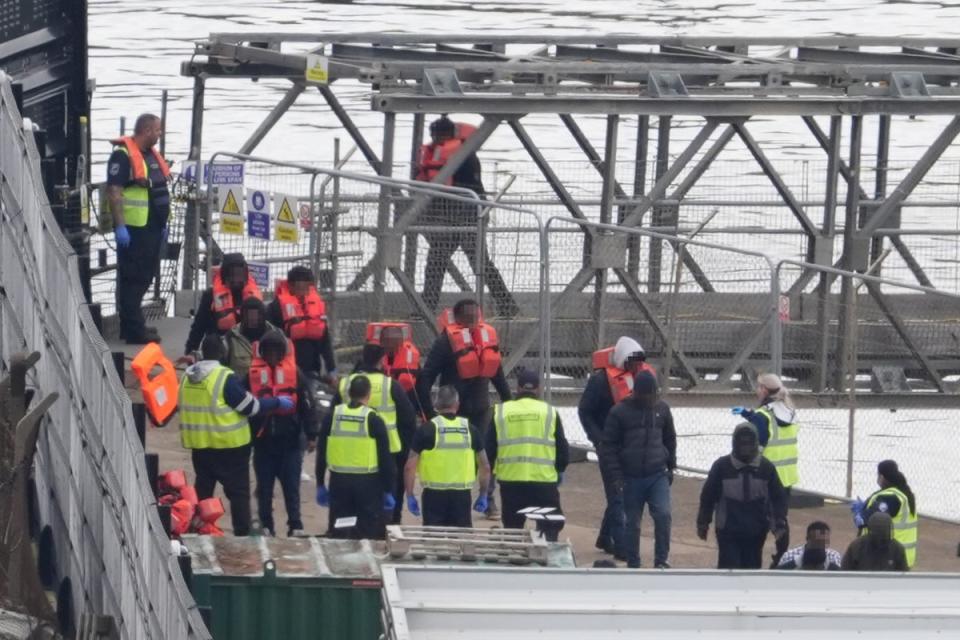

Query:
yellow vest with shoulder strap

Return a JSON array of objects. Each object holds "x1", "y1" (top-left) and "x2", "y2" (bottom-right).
[
  {"x1": 757, "y1": 406, "x2": 799, "y2": 488},
  {"x1": 115, "y1": 146, "x2": 150, "y2": 228},
  {"x1": 865, "y1": 487, "x2": 918, "y2": 568},
  {"x1": 340, "y1": 373, "x2": 400, "y2": 453},
  {"x1": 178, "y1": 365, "x2": 251, "y2": 449},
  {"x1": 419, "y1": 415, "x2": 476, "y2": 490},
  {"x1": 494, "y1": 397, "x2": 558, "y2": 483},
  {"x1": 327, "y1": 404, "x2": 379, "y2": 474}
]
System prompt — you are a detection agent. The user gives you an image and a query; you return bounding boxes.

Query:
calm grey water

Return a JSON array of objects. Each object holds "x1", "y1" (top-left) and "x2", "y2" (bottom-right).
[{"x1": 88, "y1": 1, "x2": 960, "y2": 519}]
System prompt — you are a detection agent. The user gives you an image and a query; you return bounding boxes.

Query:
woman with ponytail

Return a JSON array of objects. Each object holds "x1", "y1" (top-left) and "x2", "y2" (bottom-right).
[{"x1": 860, "y1": 459, "x2": 919, "y2": 568}]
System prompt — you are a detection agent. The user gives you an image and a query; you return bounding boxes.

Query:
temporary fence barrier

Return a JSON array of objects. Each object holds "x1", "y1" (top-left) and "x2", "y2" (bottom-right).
[{"x1": 0, "y1": 72, "x2": 210, "y2": 639}]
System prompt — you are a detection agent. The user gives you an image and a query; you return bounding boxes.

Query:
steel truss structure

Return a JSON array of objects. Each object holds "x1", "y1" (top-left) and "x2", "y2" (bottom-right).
[{"x1": 182, "y1": 34, "x2": 960, "y2": 393}]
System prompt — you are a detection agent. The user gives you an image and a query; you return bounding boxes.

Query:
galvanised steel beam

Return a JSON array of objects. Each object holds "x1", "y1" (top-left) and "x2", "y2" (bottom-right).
[
  {"x1": 509, "y1": 119, "x2": 589, "y2": 223},
  {"x1": 238, "y1": 83, "x2": 304, "y2": 155},
  {"x1": 318, "y1": 84, "x2": 382, "y2": 173}
]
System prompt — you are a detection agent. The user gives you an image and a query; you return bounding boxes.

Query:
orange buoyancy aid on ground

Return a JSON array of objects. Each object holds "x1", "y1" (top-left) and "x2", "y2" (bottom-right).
[
  {"x1": 275, "y1": 280, "x2": 328, "y2": 340},
  {"x1": 211, "y1": 269, "x2": 261, "y2": 332},
  {"x1": 446, "y1": 322, "x2": 501, "y2": 380},
  {"x1": 248, "y1": 340, "x2": 298, "y2": 416},
  {"x1": 367, "y1": 322, "x2": 421, "y2": 392},
  {"x1": 592, "y1": 347, "x2": 658, "y2": 404},
  {"x1": 131, "y1": 342, "x2": 179, "y2": 426},
  {"x1": 110, "y1": 136, "x2": 171, "y2": 181}
]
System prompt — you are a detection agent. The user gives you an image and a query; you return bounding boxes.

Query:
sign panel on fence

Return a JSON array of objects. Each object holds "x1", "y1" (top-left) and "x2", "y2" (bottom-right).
[
  {"x1": 247, "y1": 261, "x2": 270, "y2": 290},
  {"x1": 210, "y1": 162, "x2": 245, "y2": 185},
  {"x1": 305, "y1": 54, "x2": 330, "y2": 84},
  {"x1": 219, "y1": 186, "x2": 244, "y2": 235},
  {"x1": 274, "y1": 193, "x2": 299, "y2": 243},
  {"x1": 247, "y1": 189, "x2": 271, "y2": 240}
]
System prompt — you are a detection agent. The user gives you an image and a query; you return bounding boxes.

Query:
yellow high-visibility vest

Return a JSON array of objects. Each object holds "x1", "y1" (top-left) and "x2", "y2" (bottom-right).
[
  {"x1": 757, "y1": 406, "x2": 799, "y2": 488},
  {"x1": 418, "y1": 415, "x2": 476, "y2": 490},
  {"x1": 494, "y1": 397, "x2": 558, "y2": 483},
  {"x1": 178, "y1": 365, "x2": 251, "y2": 450},
  {"x1": 340, "y1": 372, "x2": 400, "y2": 453},
  {"x1": 865, "y1": 487, "x2": 918, "y2": 568},
  {"x1": 327, "y1": 404, "x2": 379, "y2": 474},
  {"x1": 115, "y1": 146, "x2": 150, "y2": 228}
]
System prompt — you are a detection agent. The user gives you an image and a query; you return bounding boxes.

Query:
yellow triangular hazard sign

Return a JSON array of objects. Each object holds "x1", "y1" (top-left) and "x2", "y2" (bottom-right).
[
  {"x1": 222, "y1": 189, "x2": 241, "y2": 215},
  {"x1": 276, "y1": 198, "x2": 296, "y2": 224}
]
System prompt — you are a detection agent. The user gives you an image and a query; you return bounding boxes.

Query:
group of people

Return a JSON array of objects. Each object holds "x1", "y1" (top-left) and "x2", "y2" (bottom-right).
[{"x1": 112, "y1": 113, "x2": 921, "y2": 568}]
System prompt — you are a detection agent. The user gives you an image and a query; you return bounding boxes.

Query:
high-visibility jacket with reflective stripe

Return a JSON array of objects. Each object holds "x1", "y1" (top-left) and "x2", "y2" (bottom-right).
[
  {"x1": 339, "y1": 373, "x2": 400, "y2": 453},
  {"x1": 178, "y1": 365, "x2": 251, "y2": 450},
  {"x1": 419, "y1": 415, "x2": 476, "y2": 490},
  {"x1": 115, "y1": 146, "x2": 150, "y2": 228},
  {"x1": 866, "y1": 487, "x2": 918, "y2": 568},
  {"x1": 494, "y1": 397, "x2": 558, "y2": 483},
  {"x1": 327, "y1": 404, "x2": 379, "y2": 474},
  {"x1": 757, "y1": 406, "x2": 799, "y2": 488}
]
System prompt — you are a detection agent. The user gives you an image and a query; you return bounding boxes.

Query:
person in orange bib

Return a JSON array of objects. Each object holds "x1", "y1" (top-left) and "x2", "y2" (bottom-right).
[
  {"x1": 367, "y1": 322, "x2": 421, "y2": 409},
  {"x1": 416, "y1": 298, "x2": 511, "y2": 518},
  {"x1": 267, "y1": 265, "x2": 337, "y2": 382},
  {"x1": 106, "y1": 113, "x2": 170, "y2": 344},
  {"x1": 181, "y1": 253, "x2": 262, "y2": 363}
]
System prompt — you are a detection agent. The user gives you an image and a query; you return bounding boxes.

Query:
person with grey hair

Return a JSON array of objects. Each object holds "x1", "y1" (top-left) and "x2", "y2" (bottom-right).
[
  {"x1": 404, "y1": 386, "x2": 491, "y2": 527},
  {"x1": 732, "y1": 372, "x2": 799, "y2": 565}
]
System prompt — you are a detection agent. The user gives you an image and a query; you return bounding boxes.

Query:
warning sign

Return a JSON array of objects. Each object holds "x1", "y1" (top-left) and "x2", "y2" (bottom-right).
[
  {"x1": 274, "y1": 193, "x2": 299, "y2": 243},
  {"x1": 305, "y1": 54, "x2": 329, "y2": 85},
  {"x1": 219, "y1": 186, "x2": 244, "y2": 236}
]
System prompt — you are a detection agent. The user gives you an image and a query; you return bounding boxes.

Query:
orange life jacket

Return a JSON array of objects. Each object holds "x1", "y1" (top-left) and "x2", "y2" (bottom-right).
[
  {"x1": 248, "y1": 340, "x2": 298, "y2": 417},
  {"x1": 211, "y1": 268, "x2": 262, "y2": 332},
  {"x1": 416, "y1": 122, "x2": 476, "y2": 185},
  {"x1": 592, "y1": 347, "x2": 657, "y2": 404},
  {"x1": 109, "y1": 136, "x2": 171, "y2": 181},
  {"x1": 275, "y1": 280, "x2": 327, "y2": 341},
  {"x1": 446, "y1": 322, "x2": 501, "y2": 380},
  {"x1": 131, "y1": 343, "x2": 179, "y2": 426},
  {"x1": 170, "y1": 499, "x2": 195, "y2": 536},
  {"x1": 367, "y1": 322, "x2": 420, "y2": 392}
]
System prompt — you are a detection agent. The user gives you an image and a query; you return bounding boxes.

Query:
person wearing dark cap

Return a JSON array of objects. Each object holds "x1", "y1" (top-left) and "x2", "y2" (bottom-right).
[
  {"x1": 245, "y1": 330, "x2": 317, "y2": 537},
  {"x1": 181, "y1": 253, "x2": 262, "y2": 363},
  {"x1": 697, "y1": 423, "x2": 789, "y2": 569},
  {"x1": 335, "y1": 343, "x2": 417, "y2": 524},
  {"x1": 841, "y1": 512, "x2": 909, "y2": 572},
  {"x1": 486, "y1": 369, "x2": 569, "y2": 541},
  {"x1": 600, "y1": 371, "x2": 677, "y2": 568},
  {"x1": 415, "y1": 115, "x2": 517, "y2": 318},
  {"x1": 222, "y1": 297, "x2": 278, "y2": 379},
  {"x1": 851, "y1": 459, "x2": 918, "y2": 568},
  {"x1": 267, "y1": 265, "x2": 337, "y2": 381}
]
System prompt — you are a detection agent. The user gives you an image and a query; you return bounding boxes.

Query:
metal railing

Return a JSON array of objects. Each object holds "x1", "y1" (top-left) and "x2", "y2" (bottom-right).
[{"x1": 0, "y1": 72, "x2": 209, "y2": 639}]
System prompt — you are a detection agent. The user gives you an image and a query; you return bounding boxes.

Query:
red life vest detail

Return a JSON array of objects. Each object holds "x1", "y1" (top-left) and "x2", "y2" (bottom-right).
[
  {"x1": 276, "y1": 280, "x2": 327, "y2": 340},
  {"x1": 445, "y1": 322, "x2": 501, "y2": 380},
  {"x1": 211, "y1": 269, "x2": 262, "y2": 332},
  {"x1": 416, "y1": 138, "x2": 462, "y2": 185},
  {"x1": 382, "y1": 342, "x2": 421, "y2": 392},
  {"x1": 131, "y1": 342, "x2": 179, "y2": 426},
  {"x1": 110, "y1": 136, "x2": 171, "y2": 181},
  {"x1": 592, "y1": 347, "x2": 656, "y2": 404},
  {"x1": 249, "y1": 340, "x2": 298, "y2": 417}
]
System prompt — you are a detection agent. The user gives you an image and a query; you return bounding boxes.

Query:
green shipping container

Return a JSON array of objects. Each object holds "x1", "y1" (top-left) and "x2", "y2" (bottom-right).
[{"x1": 183, "y1": 536, "x2": 385, "y2": 640}]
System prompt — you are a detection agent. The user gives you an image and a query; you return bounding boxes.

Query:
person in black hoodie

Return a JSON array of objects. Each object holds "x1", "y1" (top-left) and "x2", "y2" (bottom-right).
[
  {"x1": 246, "y1": 330, "x2": 317, "y2": 537},
  {"x1": 697, "y1": 423, "x2": 788, "y2": 569},
  {"x1": 600, "y1": 371, "x2": 676, "y2": 568}
]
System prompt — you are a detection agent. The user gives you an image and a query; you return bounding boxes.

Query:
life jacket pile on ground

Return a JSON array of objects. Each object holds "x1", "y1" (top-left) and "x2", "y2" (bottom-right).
[
  {"x1": 438, "y1": 308, "x2": 502, "y2": 380},
  {"x1": 275, "y1": 279, "x2": 327, "y2": 340},
  {"x1": 157, "y1": 470, "x2": 225, "y2": 537},
  {"x1": 592, "y1": 346, "x2": 658, "y2": 404},
  {"x1": 131, "y1": 342, "x2": 179, "y2": 426},
  {"x1": 366, "y1": 322, "x2": 421, "y2": 393},
  {"x1": 211, "y1": 267, "x2": 261, "y2": 331}
]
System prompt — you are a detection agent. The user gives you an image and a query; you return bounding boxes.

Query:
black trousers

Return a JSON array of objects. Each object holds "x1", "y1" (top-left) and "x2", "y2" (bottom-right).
[
  {"x1": 192, "y1": 445, "x2": 252, "y2": 536},
  {"x1": 253, "y1": 445, "x2": 303, "y2": 534},
  {"x1": 773, "y1": 487, "x2": 792, "y2": 565},
  {"x1": 328, "y1": 472, "x2": 385, "y2": 540},
  {"x1": 116, "y1": 225, "x2": 162, "y2": 338},
  {"x1": 462, "y1": 407, "x2": 496, "y2": 500},
  {"x1": 716, "y1": 531, "x2": 767, "y2": 569},
  {"x1": 499, "y1": 482, "x2": 564, "y2": 542},
  {"x1": 390, "y1": 452, "x2": 407, "y2": 525},
  {"x1": 422, "y1": 488, "x2": 473, "y2": 527}
]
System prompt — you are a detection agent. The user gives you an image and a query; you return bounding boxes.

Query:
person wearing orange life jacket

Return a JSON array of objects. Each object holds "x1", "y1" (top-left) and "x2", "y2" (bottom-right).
[
  {"x1": 577, "y1": 336, "x2": 649, "y2": 559},
  {"x1": 417, "y1": 298, "x2": 511, "y2": 519},
  {"x1": 367, "y1": 322, "x2": 421, "y2": 408},
  {"x1": 267, "y1": 265, "x2": 337, "y2": 382},
  {"x1": 245, "y1": 330, "x2": 317, "y2": 537},
  {"x1": 222, "y1": 297, "x2": 279, "y2": 380},
  {"x1": 181, "y1": 253, "x2": 262, "y2": 363},
  {"x1": 415, "y1": 115, "x2": 518, "y2": 318},
  {"x1": 106, "y1": 113, "x2": 170, "y2": 344}
]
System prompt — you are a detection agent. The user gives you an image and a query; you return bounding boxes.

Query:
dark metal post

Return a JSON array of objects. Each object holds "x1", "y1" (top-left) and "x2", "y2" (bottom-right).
[
  {"x1": 404, "y1": 113, "x2": 425, "y2": 279},
  {"x1": 870, "y1": 115, "x2": 891, "y2": 270},
  {"x1": 159, "y1": 89, "x2": 168, "y2": 158},
  {"x1": 594, "y1": 114, "x2": 619, "y2": 348},
  {"x1": 814, "y1": 116, "x2": 841, "y2": 392},
  {"x1": 144, "y1": 453, "x2": 159, "y2": 499},
  {"x1": 648, "y1": 116, "x2": 671, "y2": 292},
  {"x1": 629, "y1": 116, "x2": 649, "y2": 278},
  {"x1": 836, "y1": 115, "x2": 863, "y2": 391},
  {"x1": 132, "y1": 402, "x2": 147, "y2": 447},
  {"x1": 373, "y1": 112, "x2": 396, "y2": 319},
  {"x1": 111, "y1": 352, "x2": 125, "y2": 384},
  {"x1": 181, "y1": 76, "x2": 205, "y2": 289}
]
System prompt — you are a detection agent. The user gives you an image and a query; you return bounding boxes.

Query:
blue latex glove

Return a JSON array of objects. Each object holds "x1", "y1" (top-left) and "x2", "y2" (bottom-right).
[
  {"x1": 406, "y1": 495, "x2": 421, "y2": 517},
  {"x1": 383, "y1": 492, "x2": 396, "y2": 511},
  {"x1": 473, "y1": 494, "x2": 489, "y2": 513},
  {"x1": 557, "y1": 472, "x2": 564, "y2": 486},
  {"x1": 115, "y1": 224, "x2": 131, "y2": 249},
  {"x1": 731, "y1": 406, "x2": 747, "y2": 416},
  {"x1": 850, "y1": 497, "x2": 867, "y2": 514},
  {"x1": 277, "y1": 397, "x2": 295, "y2": 412},
  {"x1": 315, "y1": 485, "x2": 330, "y2": 507},
  {"x1": 160, "y1": 226, "x2": 169, "y2": 245},
  {"x1": 854, "y1": 513, "x2": 865, "y2": 528}
]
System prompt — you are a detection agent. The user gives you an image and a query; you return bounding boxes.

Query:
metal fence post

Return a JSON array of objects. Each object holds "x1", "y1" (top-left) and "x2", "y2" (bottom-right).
[{"x1": 770, "y1": 261, "x2": 783, "y2": 376}]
